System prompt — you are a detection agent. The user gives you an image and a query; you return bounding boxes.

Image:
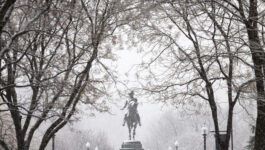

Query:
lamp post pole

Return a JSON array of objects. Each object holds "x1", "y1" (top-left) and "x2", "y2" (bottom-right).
[
  {"x1": 202, "y1": 126, "x2": 208, "y2": 150},
  {"x1": 203, "y1": 133, "x2": 206, "y2": 150}
]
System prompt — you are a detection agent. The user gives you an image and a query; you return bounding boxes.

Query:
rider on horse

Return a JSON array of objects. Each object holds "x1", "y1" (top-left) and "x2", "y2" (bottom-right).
[{"x1": 121, "y1": 91, "x2": 141, "y2": 126}]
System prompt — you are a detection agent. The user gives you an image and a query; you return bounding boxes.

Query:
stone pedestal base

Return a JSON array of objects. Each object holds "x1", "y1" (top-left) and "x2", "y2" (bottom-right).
[{"x1": 120, "y1": 140, "x2": 144, "y2": 150}]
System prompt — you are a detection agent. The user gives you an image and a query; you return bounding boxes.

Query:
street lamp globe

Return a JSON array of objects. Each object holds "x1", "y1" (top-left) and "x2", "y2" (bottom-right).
[
  {"x1": 174, "y1": 140, "x2": 179, "y2": 147},
  {"x1": 174, "y1": 140, "x2": 179, "y2": 150},
  {"x1": 201, "y1": 126, "x2": 208, "y2": 135}
]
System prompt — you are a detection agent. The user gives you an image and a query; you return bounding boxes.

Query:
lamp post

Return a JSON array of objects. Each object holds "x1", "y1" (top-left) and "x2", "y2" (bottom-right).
[
  {"x1": 95, "y1": 146, "x2": 98, "y2": 150},
  {"x1": 174, "y1": 140, "x2": 179, "y2": 150},
  {"x1": 202, "y1": 126, "x2": 208, "y2": 150},
  {"x1": 85, "y1": 142, "x2": 90, "y2": 150}
]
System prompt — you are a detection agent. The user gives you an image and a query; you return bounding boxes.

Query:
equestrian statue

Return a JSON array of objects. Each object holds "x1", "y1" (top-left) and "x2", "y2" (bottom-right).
[{"x1": 121, "y1": 91, "x2": 141, "y2": 140}]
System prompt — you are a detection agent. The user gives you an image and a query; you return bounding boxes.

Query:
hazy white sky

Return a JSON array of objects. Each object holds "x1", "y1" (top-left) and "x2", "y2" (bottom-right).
[{"x1": 72, "y1": 47, "x2": 170, "y2": 149}]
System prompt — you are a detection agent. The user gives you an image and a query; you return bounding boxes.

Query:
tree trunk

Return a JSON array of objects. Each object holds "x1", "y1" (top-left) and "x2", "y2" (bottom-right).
[
  {"x1": 247, "y1": 22, "x2": 265, "y2": 150},
  {"x1": 245, "y1": 1, "x2": 265, "y2": 149},
  {"x1": 207, "y1": 84, "x2": 231, "y2": 150},
  {"x1": 247, "y1": 26, "x2": 265, "y2": 150}
]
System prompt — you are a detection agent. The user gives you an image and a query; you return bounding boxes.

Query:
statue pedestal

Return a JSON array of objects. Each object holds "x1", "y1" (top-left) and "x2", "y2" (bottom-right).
[{"x1": 120, "y1": 140, "x2": 144, "y2": 150}]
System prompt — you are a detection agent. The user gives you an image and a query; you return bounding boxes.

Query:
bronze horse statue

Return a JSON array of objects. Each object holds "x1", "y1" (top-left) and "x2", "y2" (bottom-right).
[{"x1": 126, "y1": 100, "x2": 139, "y2": 140}]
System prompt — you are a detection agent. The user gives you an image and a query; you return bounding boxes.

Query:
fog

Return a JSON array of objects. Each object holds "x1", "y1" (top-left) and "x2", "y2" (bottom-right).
[
  {"x1": 1, "y1": 1, "x2": 262, "y2": 150},
  {"x1": 47, "y1": 48, "x2": 254, "y2": 150}
]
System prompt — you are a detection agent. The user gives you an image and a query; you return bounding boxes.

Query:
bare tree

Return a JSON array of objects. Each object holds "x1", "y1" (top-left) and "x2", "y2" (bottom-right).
[
  {"x1": 192, "y1": 0, "x2": 265, "y2": 149},
  {"x1": 143, "y1": 111, "x2": 204, "y2": 150},
  {"x1": 0, "y1": 0, "x2": 138, "y2": 149},
  {"x1": 130, "y1": 1, "x2": 255, "y2": 149}
]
